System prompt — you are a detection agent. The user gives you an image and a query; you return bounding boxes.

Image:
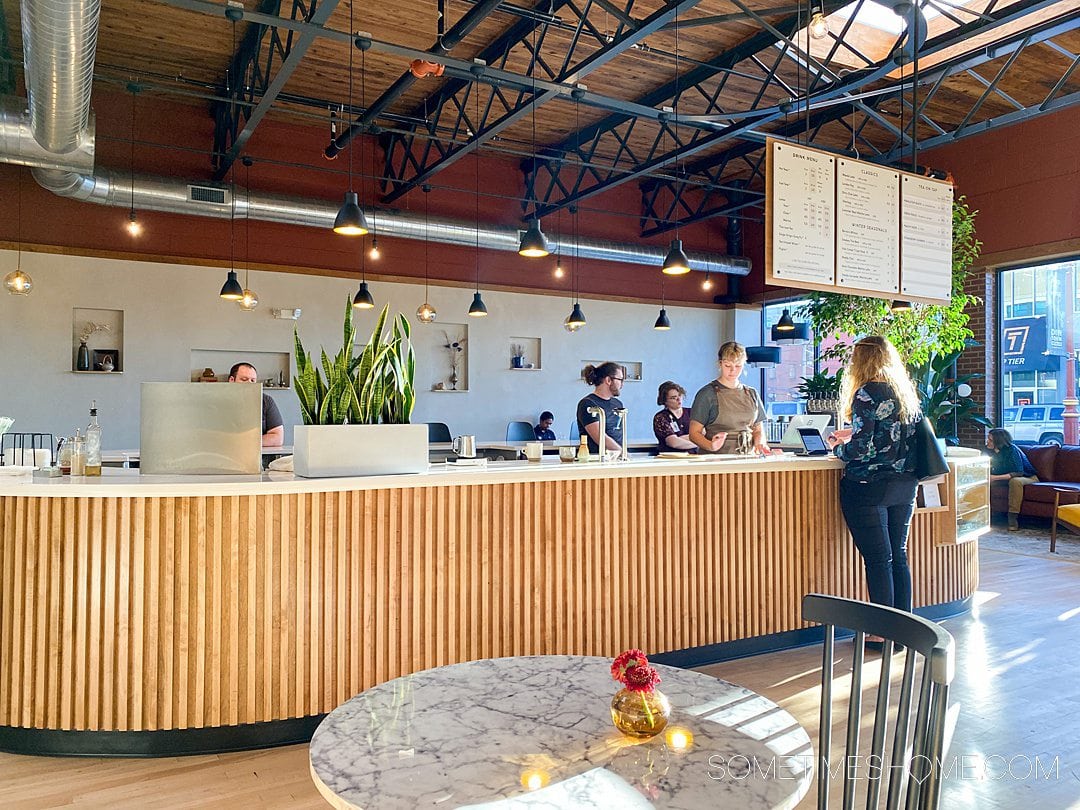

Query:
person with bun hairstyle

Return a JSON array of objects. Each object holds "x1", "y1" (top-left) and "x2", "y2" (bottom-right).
[
  {"x1": 653, "y1": 381, "x2": 697, "y2": 453},
  {"x1": 576, "y1": 362, "x2": 626, "y2": 453},
  {"x1": 688, "y1": 342, "x2": 769, "y2": 455},
  {"x1": 826, "y1": 335, "x2": 920, "y2": 614}
]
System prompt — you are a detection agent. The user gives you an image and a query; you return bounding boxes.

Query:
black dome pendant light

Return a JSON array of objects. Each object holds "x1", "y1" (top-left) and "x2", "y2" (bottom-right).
[
  {"x1": 517, "y1": 23, "x2": 549, "y2": 258},
  {"x1": 469, "y1": 88, "x2": 488, "y2": 316},
  {"x1": 661, "y1": 10, "x2": 691, "y2": 276},
  {"x1": 333, "y1": 0, "x2": 370, "y2": 236}
]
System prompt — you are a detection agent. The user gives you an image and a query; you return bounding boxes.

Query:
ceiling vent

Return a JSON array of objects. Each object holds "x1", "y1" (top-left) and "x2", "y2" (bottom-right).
[{"x1": 188, "y1": 184, "x2": 229, "y2": 205}]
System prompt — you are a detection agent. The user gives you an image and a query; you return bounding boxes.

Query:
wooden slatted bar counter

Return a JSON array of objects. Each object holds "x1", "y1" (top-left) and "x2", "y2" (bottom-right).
[{"x1": 0, "y1": 454, "x2": 981, "y2": 755}]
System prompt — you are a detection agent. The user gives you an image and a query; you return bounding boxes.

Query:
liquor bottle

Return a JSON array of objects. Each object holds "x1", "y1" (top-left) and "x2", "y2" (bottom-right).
[
  {"x1": 85, "y1": 401, "x2": 102, "y2": 476},
  {"x1": 577, "y1": 434, "x2": 589, "y2": 462}
]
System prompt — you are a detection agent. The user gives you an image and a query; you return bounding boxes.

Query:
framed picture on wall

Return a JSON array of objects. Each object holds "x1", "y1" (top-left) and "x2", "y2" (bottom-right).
[{"x1": 92, "y1": 349, "x2": 120, "y2": 373}]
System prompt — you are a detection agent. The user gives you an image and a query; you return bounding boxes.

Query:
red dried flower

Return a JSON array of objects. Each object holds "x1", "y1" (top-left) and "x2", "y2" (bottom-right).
[
  {"x1": 624, "y1": 663, "x2": 661, "y2": 693},
  {"x1": 611, "y1": 649, "x2": 649, "y2": 683}
]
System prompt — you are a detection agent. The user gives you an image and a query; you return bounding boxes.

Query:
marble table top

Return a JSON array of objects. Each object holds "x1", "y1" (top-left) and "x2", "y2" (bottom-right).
[{"x1": 309, "y1": 655, "x2": 813, "y2": 809}]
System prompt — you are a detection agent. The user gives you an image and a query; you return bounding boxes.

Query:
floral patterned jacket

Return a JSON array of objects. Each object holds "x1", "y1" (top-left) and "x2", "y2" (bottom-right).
[{"x1": 834, "y1": 381, "x2": 918, "y2": 481}]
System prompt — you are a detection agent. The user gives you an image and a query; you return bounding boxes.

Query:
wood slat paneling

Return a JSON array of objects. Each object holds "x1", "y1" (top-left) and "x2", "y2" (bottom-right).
[{"x1": 0, "y1": 467, "x2": 977, "y2": 733}]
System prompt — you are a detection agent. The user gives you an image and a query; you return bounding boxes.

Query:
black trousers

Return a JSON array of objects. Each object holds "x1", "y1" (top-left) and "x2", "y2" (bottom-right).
[{"x1": 839, "y1": 473, "x2": 919, "y2": 611}]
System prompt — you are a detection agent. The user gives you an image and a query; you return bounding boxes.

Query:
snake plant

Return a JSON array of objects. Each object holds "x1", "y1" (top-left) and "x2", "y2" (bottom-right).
[{"x1": 293, "y1": 300, "x2": 416, "y2": 425}]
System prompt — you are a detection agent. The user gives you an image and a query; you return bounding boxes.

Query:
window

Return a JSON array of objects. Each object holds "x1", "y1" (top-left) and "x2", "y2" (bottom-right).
[
  {"x1": 1003, "y1": 407, "x2": 1017, "y2": 422},
  {"x1": 999, "y1": 259, "x2": 1080, "y2": 420},
  {"x1": 1020, "y1": 408, "x2": 1045, "y2": 422}
]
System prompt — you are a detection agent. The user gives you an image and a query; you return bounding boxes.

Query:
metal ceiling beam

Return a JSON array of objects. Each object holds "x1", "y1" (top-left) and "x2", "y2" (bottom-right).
[
  {"x1": 212, "y1": 0, "x2": 338, "y2": 180},
  {"x1": 637, "y1": 6, "x2": 1080, "y2": 235},
  {"x1": 376, "y1": 0, "x2": 710, "y2": 204}
]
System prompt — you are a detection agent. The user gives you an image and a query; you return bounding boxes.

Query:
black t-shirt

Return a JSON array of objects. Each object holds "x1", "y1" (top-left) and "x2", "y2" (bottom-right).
[
  {"x1": 576, "y1": 393, "x2": 625, "y2": 452},
  {"x1": 262, "y1": 393, "x2": 283, "y2": 435}
]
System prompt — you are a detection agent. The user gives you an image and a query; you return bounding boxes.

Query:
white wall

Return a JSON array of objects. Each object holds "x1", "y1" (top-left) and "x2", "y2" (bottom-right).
[{"x1": 1, "y1": 249, "x2": 742, "y2": 449}]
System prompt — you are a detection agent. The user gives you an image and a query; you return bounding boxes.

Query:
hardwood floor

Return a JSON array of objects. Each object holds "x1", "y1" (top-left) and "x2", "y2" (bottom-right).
[{"x1": 1, "y1": 545, "x2": 1076, "y2": 809}]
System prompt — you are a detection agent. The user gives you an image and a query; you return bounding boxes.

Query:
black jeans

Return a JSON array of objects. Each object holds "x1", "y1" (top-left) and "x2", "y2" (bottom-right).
[{"x1": 839, "y1": 473, "x2": 919, "y2": 611}]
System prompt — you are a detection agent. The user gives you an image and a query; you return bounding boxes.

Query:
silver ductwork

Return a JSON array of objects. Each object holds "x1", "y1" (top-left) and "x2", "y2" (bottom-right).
[
  {"x1": 13, "y1": 0, "x2": 749, "y2": 276},
  {"x1": 31, "y1": 166, "x2": 752, "y2": 275},
  {"x1": 21, "y1": 0, "x2": 100, "y2": 154},
  {"x1": 0, "y1": 96, "x2": 96, "y2": 172}
]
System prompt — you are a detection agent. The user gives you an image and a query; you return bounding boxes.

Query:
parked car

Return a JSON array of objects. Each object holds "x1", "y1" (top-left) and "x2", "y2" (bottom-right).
[{"x1": 1002, "y1": 404, "x2": 1065, "y2": 446}]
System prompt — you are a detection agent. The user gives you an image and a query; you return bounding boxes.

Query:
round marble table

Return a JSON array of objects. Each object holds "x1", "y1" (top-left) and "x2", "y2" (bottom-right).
[{"x1": 309, "y1": 655, "x2": 813, "y2": 809}]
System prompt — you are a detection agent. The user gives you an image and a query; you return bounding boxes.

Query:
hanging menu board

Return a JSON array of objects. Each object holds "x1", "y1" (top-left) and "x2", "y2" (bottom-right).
[
  {"x1": 768, "y1": 141, "x2": 836, "y2": 286},
  {"x1": 900, "y1": 175, "x2": 954, "y2": 301},
  {"x1": 836, "y1": 159, "x2": 899, "y2": 293}
]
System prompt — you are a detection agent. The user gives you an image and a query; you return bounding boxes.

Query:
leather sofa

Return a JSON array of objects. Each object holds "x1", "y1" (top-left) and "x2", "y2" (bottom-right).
[{"x1": 990, "y1": 444, "x2": 1080, "y2": 518}]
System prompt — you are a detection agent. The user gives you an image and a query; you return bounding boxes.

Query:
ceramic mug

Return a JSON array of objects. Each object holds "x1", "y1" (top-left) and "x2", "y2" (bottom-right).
[
  {"x1": 523, "y1": 441, "x2": 544, "y2": 462},
  {"x1": 452, "y1": 435, "x2": 477, "y2": 458}
]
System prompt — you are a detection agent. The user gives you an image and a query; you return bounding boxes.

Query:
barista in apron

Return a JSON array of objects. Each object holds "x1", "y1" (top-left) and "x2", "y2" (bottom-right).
[{"x1": 688, "y1": 342, "x2": 770, "y2": 455}]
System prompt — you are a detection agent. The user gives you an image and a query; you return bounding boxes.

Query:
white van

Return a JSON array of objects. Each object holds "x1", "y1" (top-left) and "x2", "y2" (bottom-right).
[{"x1": 1002, "y1": 404, "x2": 1065, "y2": 446}]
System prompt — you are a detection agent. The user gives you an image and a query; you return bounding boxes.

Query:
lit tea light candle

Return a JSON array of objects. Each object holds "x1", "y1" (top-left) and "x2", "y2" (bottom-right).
[
  {"x1": 520, "y1": 769, "x2": 550, "y2": 791},
  {"x1": 665, "y1": 726, "x2": 694, "y2": 752}
]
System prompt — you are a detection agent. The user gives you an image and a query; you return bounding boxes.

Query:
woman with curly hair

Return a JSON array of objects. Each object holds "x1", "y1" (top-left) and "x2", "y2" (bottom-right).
[{"x1": 826, "y1": 336, "x2": 921, "y2": 613}]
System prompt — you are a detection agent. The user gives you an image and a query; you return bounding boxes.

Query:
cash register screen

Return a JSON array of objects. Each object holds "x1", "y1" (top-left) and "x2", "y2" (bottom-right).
[{"x1": 140, "y1": 383, "x2": 262, "y2": 475}]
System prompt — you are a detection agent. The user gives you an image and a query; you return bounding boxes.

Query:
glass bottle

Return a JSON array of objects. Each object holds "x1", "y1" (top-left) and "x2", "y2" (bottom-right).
[
  {"x1": 58, "y1": 437, "x2": 73, "y2": 475},
  {"x1": 85, "y1": 401, "x2": 102, "y2": 476},
  {"x1": 70, "y1": 430, "x2": 86, "y2": 476},
  {"x1": 577, "y1": 434, "x2": 590, "y2": 462}
]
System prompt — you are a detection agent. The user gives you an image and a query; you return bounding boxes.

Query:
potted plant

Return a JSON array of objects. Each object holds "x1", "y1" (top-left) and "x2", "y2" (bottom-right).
[
  {"x1": 292, "y1": 300, "x2": 427, "y2": 477},
  {"x1": 795, "y1": 370, "x2": 843, "y2": 414},
  {"x1": 511, "y1": 343, "x2": 526, "y2": 369},
  {"x1": 910, "y1": 343, "x2": 993, "y2": 444}
]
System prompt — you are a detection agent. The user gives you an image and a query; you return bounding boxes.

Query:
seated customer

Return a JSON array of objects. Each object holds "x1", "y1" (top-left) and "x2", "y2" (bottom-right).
[
  {"x1": 229, "y1": 362, "x2": 285, "y2": 446},
  {"x1": 653, "y1": 381, "x2": 696, "y2": 453},
  {"x1": 986, "y1": 427, "x2": 1037, "y2": 531},
  {"x1": 534, "y1": 411, "x2": 556, "y2": 441}
]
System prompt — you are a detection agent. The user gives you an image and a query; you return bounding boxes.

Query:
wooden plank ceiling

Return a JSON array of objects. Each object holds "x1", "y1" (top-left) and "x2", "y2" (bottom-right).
[{"x1": 2, "y1": 0, "x2": 1078, "y2": 229}]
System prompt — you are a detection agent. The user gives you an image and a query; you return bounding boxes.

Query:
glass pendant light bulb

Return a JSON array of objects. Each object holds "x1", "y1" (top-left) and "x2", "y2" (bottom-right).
[
  {"x1": 126, "y1": 210, "x2": 142, "y2": 236},
  {"x1": 702, "y1": 272, "x2": 713, "y2": 290},
  {"x1": 416, "y1": 300, "x2": 438, "y2": 323},
  {"x1": 369, "y1": 237, "x2": 381, "y2": 260},
  {"x1": 809, "y1": 8, "x2": 829, "y2": 40},
  {"x1": 238, "y1": 288, "x2": 259, "y2": 311},
  {"x1": 554, "y1": 260, "x2": 564, "y2": 279},
  {"x1": 4, "y1": 267, "x2": 33, "y2": 296}
]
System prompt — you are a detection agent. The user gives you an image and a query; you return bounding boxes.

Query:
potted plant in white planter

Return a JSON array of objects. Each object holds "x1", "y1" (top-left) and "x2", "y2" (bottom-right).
[{"x1": 292, "y1": 301, "x2": 427, "y2": 477}]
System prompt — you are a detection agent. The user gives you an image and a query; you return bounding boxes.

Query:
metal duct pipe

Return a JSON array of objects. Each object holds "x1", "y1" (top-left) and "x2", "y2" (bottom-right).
[
  {"x1": 0, "y1": 96, "x2": 96, "y2": 172},
  {"x1": 20, "y1": 0, "x2": 101, "y2": 154},
  {"x1": 31, "y1": 167, "x2": 751, "y2": 275}
]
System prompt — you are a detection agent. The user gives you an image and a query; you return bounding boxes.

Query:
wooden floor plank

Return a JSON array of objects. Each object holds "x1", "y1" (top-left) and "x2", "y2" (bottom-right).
[{"x1": 0, "y1": 544, "x2": 1073, "y2": 808}]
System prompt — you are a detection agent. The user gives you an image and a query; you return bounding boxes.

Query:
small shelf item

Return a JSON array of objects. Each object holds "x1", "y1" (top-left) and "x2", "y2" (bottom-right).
[
  {"x1": 190, "y1": 349, "x2": 291, "y2": 389},
  {"x1": 582, "y1": 360, "x2": 643, "y2": 382},
  {"x1": 509, "y1": 336, "x2": 542, "y2": 370},
  {"x1": 72, "y1": 307, "x2": 124, "y2": 373}
]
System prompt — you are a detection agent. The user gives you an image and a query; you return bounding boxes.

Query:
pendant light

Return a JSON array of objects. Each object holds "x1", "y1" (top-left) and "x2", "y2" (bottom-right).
[
  {"x1": 701, "y1": 271, "x2": 713, "y2": 291},
  {"x1": 661, "y1": 11, "x2": 691, "y2": 276},
  {"x1": 517, "y1": 24, "x2": 549, "y2": 258},
  {"x1": 746, "y1": 346, "x2": 781, "y2": 367},
  {"x1": 416, "y1": 184, "x2": 437, "y2": 323},
  {"x1": 808, "y1": 6, "x2": 829, "y2": 40},
  {"x1": 891, "y1": 300, "x2": 913, "y2": 313},
  {"x1": 564, "y1": 204, "x2": 585, "y2": 330},
  {"x1": 219, "y1": 166, "x2": 244, "y2": 300},
  {"x1": 352, "y1": 237, "x2": 375, "y2": 309},
  {"x1": 469, "y1": 89, "x2": 488, "y2": 316},
  {"x1": 333, "y1": 0, "x2": 370, "y2": 236},
  {"x1": 552, "y1": 210, "x2": 565, "y2": 278},
  {"x1": 775, "y1": 308, "x2": 796, "y2": 331},
  {"x1": 237, "y1": 157, "x2": 259, "y2": 311},
  {"x1": 125, "y1": 84, "x2": 142, "y2": 237},
  {"x1": 654, "y1": 276, "x2": 672, "y2": 330},
  {"x1": 4, "y1": 171, "x2": 32, "y2": 295}
]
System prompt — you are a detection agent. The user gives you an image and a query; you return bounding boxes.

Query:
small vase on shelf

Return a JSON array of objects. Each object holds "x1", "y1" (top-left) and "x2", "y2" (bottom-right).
[{"x1": 76, "y1": 342, "x2": 90, "y2": 371}]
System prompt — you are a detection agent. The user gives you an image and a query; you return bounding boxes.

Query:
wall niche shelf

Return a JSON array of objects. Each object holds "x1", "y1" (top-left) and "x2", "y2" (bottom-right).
[
  {"x1": 72, "y1": 307, "x2": 124, "y2": 373},
  {"x1": 71, "y1": 370, "x2": 124, "y2": 375},
  {"x1": 190, "y1": 349, "x2": 291, "y2": 389},
  {"x1": 509, "y1": 336, "x2": 542, "y2": 370},
  {"x1": 581, "y1": 360, "x2": 643, "y2": 382}
]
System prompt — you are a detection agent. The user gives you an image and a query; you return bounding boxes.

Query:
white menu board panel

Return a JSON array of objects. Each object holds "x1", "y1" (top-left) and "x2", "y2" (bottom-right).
[
  {"x1": 770, "y1": 141, "x2": 836, "y2": 285},
  {"x1": 900, "y1": 175, "x2": 953, "y2": 302},
  {"x1": 836, "y1": 159, "x2": 899, "y2": 293}
]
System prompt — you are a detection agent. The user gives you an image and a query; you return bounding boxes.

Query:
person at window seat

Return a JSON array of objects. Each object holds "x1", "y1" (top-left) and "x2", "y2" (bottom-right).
[{"x1": 986, "y1": 428, "x2": 1038, "y2": 531}]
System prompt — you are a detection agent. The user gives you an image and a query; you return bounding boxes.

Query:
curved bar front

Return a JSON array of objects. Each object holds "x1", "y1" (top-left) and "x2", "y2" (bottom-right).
[{"x1": 0, "y1": 456, "x2": 979, "y2": 755}]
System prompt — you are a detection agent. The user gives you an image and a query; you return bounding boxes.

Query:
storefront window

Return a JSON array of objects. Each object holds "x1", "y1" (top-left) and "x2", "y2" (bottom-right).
[{"x1": 999, "y1": 259, "x2": 1079, "y2": 439}]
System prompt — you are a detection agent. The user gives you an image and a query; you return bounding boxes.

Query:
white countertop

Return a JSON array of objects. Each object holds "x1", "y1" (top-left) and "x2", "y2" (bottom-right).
[{"x1": 0, "y1": 453, "x2": 842, "y2": 497}]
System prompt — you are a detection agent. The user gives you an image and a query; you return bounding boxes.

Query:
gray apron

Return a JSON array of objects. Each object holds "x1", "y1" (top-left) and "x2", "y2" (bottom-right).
[{"x1": 704, "y1": 382, "x2": 759, "y2": 454}]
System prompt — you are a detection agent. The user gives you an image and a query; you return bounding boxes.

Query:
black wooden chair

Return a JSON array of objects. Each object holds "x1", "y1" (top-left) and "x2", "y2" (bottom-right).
[{"x1": 802, "y1": 594, "x2": 955, "y2": 810}]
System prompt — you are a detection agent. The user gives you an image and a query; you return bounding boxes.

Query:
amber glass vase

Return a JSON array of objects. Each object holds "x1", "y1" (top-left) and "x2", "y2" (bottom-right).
[{"x1": 611, "y1": 687, "x2": 671, "y2": 739}]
